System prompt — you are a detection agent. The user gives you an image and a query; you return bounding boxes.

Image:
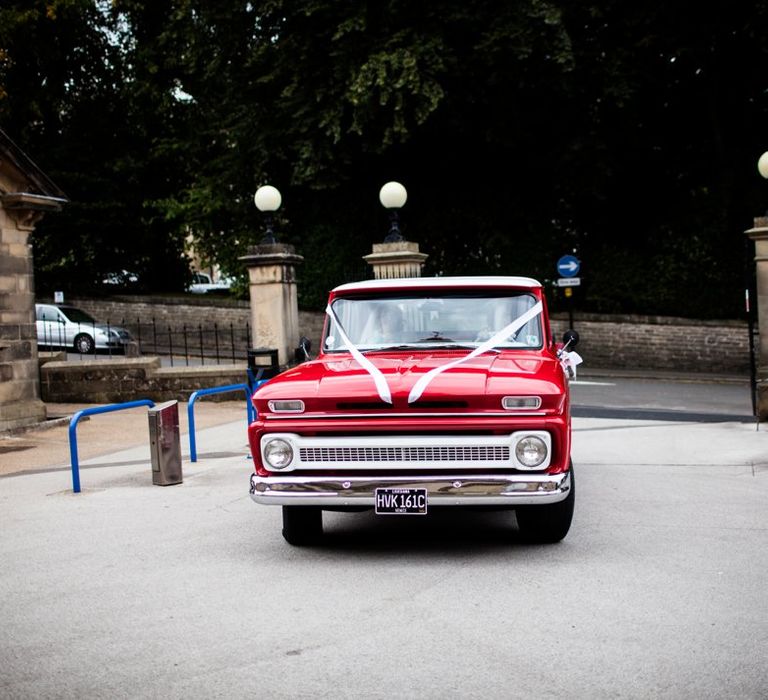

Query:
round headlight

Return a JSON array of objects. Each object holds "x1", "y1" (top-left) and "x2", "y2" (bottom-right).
[
  {"x1": 263, "y1": 438, "x2": 293, "y2": 469},
  {"x1": 515, "y1": 435, "x2": 547, "y2": 468}
]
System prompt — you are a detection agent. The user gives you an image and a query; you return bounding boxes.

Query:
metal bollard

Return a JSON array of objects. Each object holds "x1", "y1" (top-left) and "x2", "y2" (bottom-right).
[{"x1": 148, "y1": 400, "x2": 183, "y2": 486}]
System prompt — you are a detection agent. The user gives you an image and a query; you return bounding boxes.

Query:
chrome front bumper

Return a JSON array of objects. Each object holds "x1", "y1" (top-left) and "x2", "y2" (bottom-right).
[{"x1": 249, "y1": 471, "x2": 571, "y2": 507}]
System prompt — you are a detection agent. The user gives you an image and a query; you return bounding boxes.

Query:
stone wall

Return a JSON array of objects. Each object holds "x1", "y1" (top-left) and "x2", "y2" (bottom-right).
[
  {"x1": 40, "y1": 356, "x2": 250, "y2": 404},
  {"x1": 550, "y1": 314, "x2": 752, "y2": 374},
  {"x1": 43, "y1": 295, "x2": 753, "y2": 376},
  {"x1": 64, "y1": 295, "x2": 326, "y2": 356}
]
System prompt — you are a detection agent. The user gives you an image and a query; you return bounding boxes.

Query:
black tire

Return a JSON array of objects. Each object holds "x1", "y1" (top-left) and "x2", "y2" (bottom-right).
[
  {"x1": 516, "y1": 464, "x2": 575, "y2": 543},
  {"x1": 74, "y1": 333, "x2": 95, "y2": 354},
  {"x1": 282, "y1": 506, "x2": 323, "y2": 546}
]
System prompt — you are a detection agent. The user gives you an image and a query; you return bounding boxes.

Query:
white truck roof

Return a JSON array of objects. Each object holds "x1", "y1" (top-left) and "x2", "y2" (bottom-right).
[{"x1": 332, "y1": 276, "x2": 542, "y2": 294}]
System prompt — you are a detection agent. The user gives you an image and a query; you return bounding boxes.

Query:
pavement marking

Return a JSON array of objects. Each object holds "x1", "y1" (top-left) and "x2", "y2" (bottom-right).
[
  {"x1": 571, "y1": 380, "x2": 616, "y2": 386},
  {"x1": 572, "y1": 405, "x2": 754, "y2": 423}
]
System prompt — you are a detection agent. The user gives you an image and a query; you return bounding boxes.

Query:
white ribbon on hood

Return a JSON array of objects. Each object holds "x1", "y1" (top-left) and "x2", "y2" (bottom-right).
[
  {"x1": 325, "y1": 299, "x2": 543, "y2": 406},
  {"x1": 325, "y1": 303, "x2": 393, "y2": 404},
  {"x1": 407, "y1": 301, "x2": 544, "y2": 404}
]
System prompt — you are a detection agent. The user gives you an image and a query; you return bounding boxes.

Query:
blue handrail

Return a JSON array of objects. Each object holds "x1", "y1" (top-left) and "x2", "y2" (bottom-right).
[
  {"x1": 187, "y1": 381, "x2": 265, "y2": 462},
  {"x1": 69, "y1": 399, "x2": 156, "y2": 493}
]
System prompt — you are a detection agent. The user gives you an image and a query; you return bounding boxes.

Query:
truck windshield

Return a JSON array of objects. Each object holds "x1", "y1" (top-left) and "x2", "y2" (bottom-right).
[{"x1": 325, "y1": 292, "x2": 543, "y2": 352}]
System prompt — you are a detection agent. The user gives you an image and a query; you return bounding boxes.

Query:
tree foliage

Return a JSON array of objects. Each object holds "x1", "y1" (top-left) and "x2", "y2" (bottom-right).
[
  {"x1": 2, "y1": 1, "x2": 767, "y2": 316},
  {"x1": 0, "y1": 0, "x2": 192, "y2": 293}
]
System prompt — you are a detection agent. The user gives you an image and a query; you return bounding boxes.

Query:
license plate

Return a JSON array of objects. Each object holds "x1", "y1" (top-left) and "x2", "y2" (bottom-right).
[{"x1": 375, "y1": 488, "x2": 428, "y2": 515}]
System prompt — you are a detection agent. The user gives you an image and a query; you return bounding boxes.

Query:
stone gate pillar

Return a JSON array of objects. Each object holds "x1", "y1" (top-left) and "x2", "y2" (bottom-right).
[
  {"x1": 0, "y1": 197, "x2": 65, "y2": 431},
  {"x1": 746, "y1": 217, "x2": 768, "y2": 420},
  {"x1": 0, "y1": 130, "x2": 66, "y2": 432},
  {"x1": 363, "y1": 240, "x2": 428, "y2": 279},
  {"x1": 240, "y1": 243, "x2": 304, "y2": 367}
]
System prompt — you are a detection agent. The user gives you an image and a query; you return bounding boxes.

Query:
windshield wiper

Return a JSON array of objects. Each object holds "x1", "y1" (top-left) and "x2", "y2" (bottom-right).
[
  {"x1": 361, "y1": 341, "x2": 492, "y2": 353},
  {"x1": 360, "y1": 344, "x2": 416, "y2": 353},
  {"x1": 425, "y1": 343, "x2": 476, "y2": 349},
  {"x1": 415, "y1": 335, "x2": 453, "y2": 343},
  {"x1": 362, "y1": 343, "x2": 475, "y2": 353},
  {"x1": 410, "y1": 342, "x2": 485, "y2": 351}
]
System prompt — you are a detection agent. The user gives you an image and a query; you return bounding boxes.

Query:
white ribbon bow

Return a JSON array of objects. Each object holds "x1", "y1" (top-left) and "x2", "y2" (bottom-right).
[
  {"x1": 325, "y1": 303, "x2": 392, "y2": 404},
  {"x1": 407, "y1": 301, "x2": 544, "y2": 403},
  {"x1": 325, "y1": 300, "x2": 544, "y2": 406}
]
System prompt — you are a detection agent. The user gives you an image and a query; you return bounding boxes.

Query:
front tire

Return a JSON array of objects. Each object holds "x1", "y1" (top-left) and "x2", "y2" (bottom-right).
[
  {"x1": 282, "y1": 506, "x2": 323, "y2": 546},
  {"x1": 516, "y1": 464, "x2": 575, "y2": 543},
  {"x1": 74, "y1": 333, "x2": 95, "y2": 354}
]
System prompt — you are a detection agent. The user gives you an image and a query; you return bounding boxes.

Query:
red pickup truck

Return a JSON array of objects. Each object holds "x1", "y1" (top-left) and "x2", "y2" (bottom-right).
[{"x1": 248, "y1": 276, "x2": 578, "y2": 545}]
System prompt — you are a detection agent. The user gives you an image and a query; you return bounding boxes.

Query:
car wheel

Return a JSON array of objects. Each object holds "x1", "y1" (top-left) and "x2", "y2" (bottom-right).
[
  {"x1": 73, "y1": 333, "x2": 95, "y2": 355},
  {"x1": 515, "y1": 463, "x2": 575, "y2": 544},
  {"x1": 282, "y1": 506, "x2": 323, "y2": 546}
]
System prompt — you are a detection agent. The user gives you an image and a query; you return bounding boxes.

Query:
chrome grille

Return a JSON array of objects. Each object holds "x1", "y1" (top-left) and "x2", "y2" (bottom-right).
[
  {"x1": 299, "y1": 445, "x2": 510, "y2": 463},
  {"x1": 260, "y1": 431, "x2": 551, "y2": 472}
]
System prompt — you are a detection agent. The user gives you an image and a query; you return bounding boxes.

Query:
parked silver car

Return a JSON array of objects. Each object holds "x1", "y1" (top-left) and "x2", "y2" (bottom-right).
[
  {"x1": 188, "y1": 272, "x2": 233, "y2": 294},
  {"x1": 35, "y1": 304, "x2": 134, "y2": 354}
]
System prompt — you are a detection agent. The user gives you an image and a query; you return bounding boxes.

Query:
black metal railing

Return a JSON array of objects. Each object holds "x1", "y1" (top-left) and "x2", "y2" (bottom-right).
[
  {"x1": 38, "y1": 317, "x2": 253, "y2": 366},
  {"x1": 131, "y1": 319, "x2": 253, "y2": 366}
]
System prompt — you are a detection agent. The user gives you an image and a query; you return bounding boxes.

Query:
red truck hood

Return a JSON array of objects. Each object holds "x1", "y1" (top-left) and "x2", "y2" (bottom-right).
[{"x1": 254, "y1": 351, "x2": 567, "y2": 413}]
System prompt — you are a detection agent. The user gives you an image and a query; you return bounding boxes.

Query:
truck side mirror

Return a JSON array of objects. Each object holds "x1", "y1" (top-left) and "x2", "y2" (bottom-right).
[
  {"x1": 294, "y1": 336, "x2": 312, "y2": 363},
  {"x1": 562, "y1": 329, "x2": 579, "y2": 350}
]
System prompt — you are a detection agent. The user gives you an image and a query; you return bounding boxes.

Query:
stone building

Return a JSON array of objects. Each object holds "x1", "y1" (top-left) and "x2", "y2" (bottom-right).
[{"x1": 0, "y1": 129, "x2": 67, "y2": 431}]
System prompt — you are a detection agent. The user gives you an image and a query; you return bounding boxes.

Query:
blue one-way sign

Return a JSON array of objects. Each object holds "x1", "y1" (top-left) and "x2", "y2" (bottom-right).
[{"x1": 557, "y1": 254, "x2": 580, "y2": 278}]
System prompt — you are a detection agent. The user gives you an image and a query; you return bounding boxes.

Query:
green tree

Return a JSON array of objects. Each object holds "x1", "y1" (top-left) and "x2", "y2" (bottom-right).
[
  {"x1": 3, "y1": 1, "x2": 767, "y2": 317},
  {"x1": 156, "y1": 1, "x2": 578, "y2": 306},
  {"x1": 0, "y1": 0, "x2": 191, "y2": 295},
  {"x1": 553, "y1": 2, "x2": 768, "y2": 316}
]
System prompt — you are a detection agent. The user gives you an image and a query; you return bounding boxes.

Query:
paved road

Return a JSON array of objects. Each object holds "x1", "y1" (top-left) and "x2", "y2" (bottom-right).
[
  {"x1": 572, "y1": 374, "x2": 753, "y2": 422},
  {"x1": 1, "y1": 411, "x2": 767, "y2": 698}
]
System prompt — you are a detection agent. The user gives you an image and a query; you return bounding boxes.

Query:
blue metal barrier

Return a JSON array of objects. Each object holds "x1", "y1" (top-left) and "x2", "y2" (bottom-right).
[
  {"x1": 69, "y1": 399, "x2": 156, "y2": 493},
  {"x1": 187, "y1": 381, "x2": 265, "y2": 462}
]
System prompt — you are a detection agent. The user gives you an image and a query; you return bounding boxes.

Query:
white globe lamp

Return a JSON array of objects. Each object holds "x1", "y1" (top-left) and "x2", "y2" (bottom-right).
[
  {"x1": 379, "y1": 181, "x2": 407, "y2": 242},
  {"x1": 253, "y1": 185, "x2": 282, "y2": 243},
  {"x1": 758, "y1": 152, "x2": 768, "y2": 180}
]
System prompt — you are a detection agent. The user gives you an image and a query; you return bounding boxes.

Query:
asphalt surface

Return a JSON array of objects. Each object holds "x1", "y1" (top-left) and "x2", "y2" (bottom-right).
[
  {"x1": 1, "y1": 375, "x2": 767, "y2": 698},
  {"x1": 571, "y1": 371, "x2": 754, "y2": 423}
]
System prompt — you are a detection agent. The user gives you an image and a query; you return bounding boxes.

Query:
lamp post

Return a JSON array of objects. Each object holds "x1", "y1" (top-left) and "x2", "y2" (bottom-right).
[
  {"x1": 241, "y1": 183, "x2": 303, "y2": 367},
  {"x1": 364, "y1": 180, "x2": 427, "y2": 278},
  {"x1": 379, "y1": 181, "x2": 407, "y2": 242},
  {"x1": 254, "y1": 185, "x2": 282, "y2": 244}
]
